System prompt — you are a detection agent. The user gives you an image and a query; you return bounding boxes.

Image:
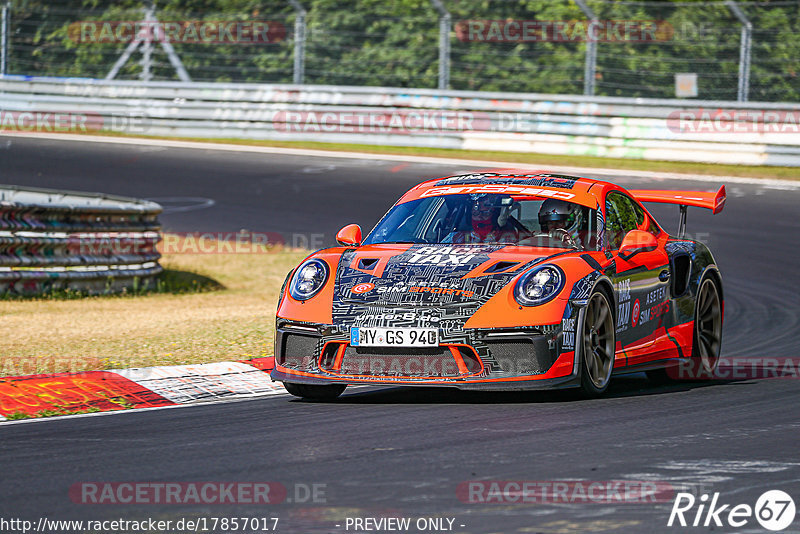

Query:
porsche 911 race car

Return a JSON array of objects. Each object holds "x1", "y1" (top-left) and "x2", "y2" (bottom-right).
[{"x1": 272, "y1": 172, "x2": 725, "y2": 399}]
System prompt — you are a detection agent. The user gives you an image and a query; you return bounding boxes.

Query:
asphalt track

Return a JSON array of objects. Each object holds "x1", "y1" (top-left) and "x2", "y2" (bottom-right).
[{"x1": 2, "y1": 136, "x2": 800, "y2": 533}]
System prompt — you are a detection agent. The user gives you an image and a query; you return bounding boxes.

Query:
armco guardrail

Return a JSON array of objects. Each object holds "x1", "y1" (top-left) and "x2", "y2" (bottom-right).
[
  {"x1": 1, "y1": 76, "x2": 800, "y2": 166},
  {"x1": 0, "y1": 185, "x2": 162, "y2": 295}
]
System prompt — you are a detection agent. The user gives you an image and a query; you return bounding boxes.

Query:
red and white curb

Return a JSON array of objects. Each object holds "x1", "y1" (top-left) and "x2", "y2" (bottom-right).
[
  {"x1": 114, "y1": 361, "x2": 284, "y2": 404},
  {"x1": 0, "y1": 357, "x2": 285, "y2": 421}
]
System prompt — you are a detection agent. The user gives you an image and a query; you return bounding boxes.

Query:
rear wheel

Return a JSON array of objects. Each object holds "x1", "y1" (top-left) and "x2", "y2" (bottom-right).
[
  {"x1": 579, "y1": 291, "x2": 616, "y2": 396},
  {"x1": 693, "y1": 277, "x2": 723, "y2": 375},
  {"x1": 646, "y1": 275, "x2": 722, "y2": 383},
  {"x1": 283, "y1": 382, "x2": 346, "y2": 400}
]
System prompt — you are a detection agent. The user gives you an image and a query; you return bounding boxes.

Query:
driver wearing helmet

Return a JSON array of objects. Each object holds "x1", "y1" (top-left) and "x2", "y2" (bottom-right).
[
  {"x1": 445, "y1": 194, "x2": 518, "y2": 244},
  {"x1": 538, "y1": 198, "x2": 585, "y2": 248}
]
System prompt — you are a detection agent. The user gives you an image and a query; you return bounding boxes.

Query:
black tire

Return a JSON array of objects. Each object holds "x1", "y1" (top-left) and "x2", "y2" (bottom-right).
[
  {"x1": 579, "y1": 290, "x2": 616, "y2": 397},
  {"x1": 646, "y1": 275, "x2": 723, "y2": 383},
  {"x1": 692, "y1": 276, "x2": 723, "y2": 377},
  {"x1": 283, "y1": 382, "x2": 346, "y2": 400}
]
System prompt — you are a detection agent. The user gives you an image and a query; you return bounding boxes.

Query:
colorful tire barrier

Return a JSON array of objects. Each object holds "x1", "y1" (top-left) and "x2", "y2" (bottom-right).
[{"x1": 0, "y1": 185, "x2": 163, "y2": 295}]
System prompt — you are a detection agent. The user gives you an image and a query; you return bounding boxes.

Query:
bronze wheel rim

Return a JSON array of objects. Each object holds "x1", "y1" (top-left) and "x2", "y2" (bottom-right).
[
  {"x1": 583, "y1": 293, "x2": 615, "y2": 389},
  {"x1": 696, "y1": 278, "x2": 722, "y2": 373}
]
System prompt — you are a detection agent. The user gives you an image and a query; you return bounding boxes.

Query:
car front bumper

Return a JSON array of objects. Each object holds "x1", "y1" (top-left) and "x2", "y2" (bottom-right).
[{"x1": 270, "y1": 319, "x2": 580, "y2": 391}]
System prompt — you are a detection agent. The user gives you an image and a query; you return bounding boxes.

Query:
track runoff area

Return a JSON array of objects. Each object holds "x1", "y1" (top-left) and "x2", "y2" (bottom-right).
[{"x1": 1, "y1": 133, "x2": 799, "y2": 534}]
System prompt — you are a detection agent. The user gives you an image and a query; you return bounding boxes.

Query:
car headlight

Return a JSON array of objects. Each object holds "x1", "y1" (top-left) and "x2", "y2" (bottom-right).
[
  {"x1": 289, "y1": 259, "x2": 329, "y2": 301},
  {"x1": 514, "y1": 265, "x2": 565, "y2": 306}
]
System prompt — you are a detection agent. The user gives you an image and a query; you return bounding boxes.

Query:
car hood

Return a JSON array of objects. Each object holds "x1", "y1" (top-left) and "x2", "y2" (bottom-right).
[{"x1": 332, "y1": 243, "x2": 569, "y2": 310}]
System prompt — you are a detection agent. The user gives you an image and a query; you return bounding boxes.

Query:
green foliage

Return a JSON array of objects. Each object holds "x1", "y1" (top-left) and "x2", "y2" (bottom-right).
[
  {"x1": 5, "y1": 0, "x2": 799, "y2": 101},
  {"x1": 0, "y1": 269, "x2": 222, "y2": 300},
  {"x1": 4, "y1": 405, "x2": 103, "y2": 420}
]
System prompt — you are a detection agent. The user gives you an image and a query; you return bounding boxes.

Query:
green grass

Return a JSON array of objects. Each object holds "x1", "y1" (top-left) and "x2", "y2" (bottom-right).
[
  {"x1": 0, "y1": 239, "x2": 308, "y2": 377},
  {"x1": 5, "y1": 406, "x2": 103, "y2": 420},
  {"x1": 0, "y1": 269, "x2": 224, "y2": 301}
]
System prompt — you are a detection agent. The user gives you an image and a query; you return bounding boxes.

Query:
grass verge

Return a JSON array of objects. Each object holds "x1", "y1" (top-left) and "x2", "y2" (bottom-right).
[
  {"x1": 0, "y1": 245, "x2": 308, "y2": 377},
  {"x1": 4, "y1": 406, "x2": 103, "y2": 420}
]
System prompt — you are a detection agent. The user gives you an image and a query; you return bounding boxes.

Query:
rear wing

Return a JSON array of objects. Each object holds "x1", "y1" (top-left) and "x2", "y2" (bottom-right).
[
  {"x1": 629, "y1": 185, "x2": 726, "y2": 238},
  {"x1": 628, "y1": 185, "x2": 727, "y2": 215}
]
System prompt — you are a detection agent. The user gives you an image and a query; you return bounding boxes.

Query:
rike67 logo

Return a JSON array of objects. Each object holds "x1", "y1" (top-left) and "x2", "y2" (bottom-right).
[{"x1": 668, "y1": 490, "x2": 796, "y2": 531}]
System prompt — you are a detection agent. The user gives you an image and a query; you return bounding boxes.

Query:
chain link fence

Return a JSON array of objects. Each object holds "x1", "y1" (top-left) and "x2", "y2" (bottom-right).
[{"x1": 1, "y1": 0, "x2": 799, "y2": 102}]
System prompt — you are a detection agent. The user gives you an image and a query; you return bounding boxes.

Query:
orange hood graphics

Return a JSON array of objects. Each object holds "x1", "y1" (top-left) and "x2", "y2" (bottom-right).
[{"x1": 277, "y1": 243, "x2": 600, "y2": 329}]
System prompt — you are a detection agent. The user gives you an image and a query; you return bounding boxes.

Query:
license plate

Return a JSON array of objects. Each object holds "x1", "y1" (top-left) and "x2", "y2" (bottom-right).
[{"x1": 350, "y1": 327, "x2": 439, "y2": 347}]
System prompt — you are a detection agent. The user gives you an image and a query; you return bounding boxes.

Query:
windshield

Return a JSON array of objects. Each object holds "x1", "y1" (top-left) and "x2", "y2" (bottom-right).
[{"x1": 364, "y1": 194, "x2": 599, "y2": 250}]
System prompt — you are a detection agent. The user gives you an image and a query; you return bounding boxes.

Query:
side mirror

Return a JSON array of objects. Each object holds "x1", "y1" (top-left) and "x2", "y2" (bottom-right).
[
  {"x1": 618, "y1": 230, "x2": 658, "y2": 261},
  {"x1": 336, "y1": 224, "x2": 362, "y2": 246}
]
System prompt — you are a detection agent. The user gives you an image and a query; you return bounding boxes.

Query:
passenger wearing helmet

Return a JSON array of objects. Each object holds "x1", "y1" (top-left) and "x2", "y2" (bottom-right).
[
  {"x1": 444, "y1": 194, "x2": 518, "y2": 244},
  {"x1": 538, "y1": 198, "x2": 585, "y2": 248}
]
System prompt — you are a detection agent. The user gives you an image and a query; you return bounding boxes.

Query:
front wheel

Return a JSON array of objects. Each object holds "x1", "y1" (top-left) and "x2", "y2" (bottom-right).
[
  {"x1": 579, "y1": 291, "x2": 616, "y2": 396},
  {"x1": 283, "y1": 382, "x2": 346, "y2": 400}
]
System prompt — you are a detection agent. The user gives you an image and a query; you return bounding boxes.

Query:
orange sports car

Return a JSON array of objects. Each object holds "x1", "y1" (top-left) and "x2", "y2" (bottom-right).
[{"x1": 272, "y1": 173, "x2": 726, "y2": 398}]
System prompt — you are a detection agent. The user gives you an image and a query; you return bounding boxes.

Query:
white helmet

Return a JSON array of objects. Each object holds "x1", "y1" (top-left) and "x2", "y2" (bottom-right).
[{"x1": 538, "y1": 198, "x2": 582, "y2": 233}]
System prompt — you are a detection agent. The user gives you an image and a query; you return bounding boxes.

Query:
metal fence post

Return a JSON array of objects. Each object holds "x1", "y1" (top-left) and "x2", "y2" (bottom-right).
[
  {"x1": 107, "y1": 1, "x2": 190, "y2": 82},
  {"x1": 1, "y1": 2, "x2": 9, "y2": 77},
  {"x1": 288, "y1": 0, "x2": 306, "y2": 84},
  {"x1": 726, "y1": 0, "x2": 752, "y2": 102},
  {"x1": 430, "y1": 0, "x2": 450, "y2": 90},
  {"x1": 574, "y1": 0, "x2": 598, "y2": 96},
  {"x1": 139, "y1": 3, "x2": 154, "y2": 81}
]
